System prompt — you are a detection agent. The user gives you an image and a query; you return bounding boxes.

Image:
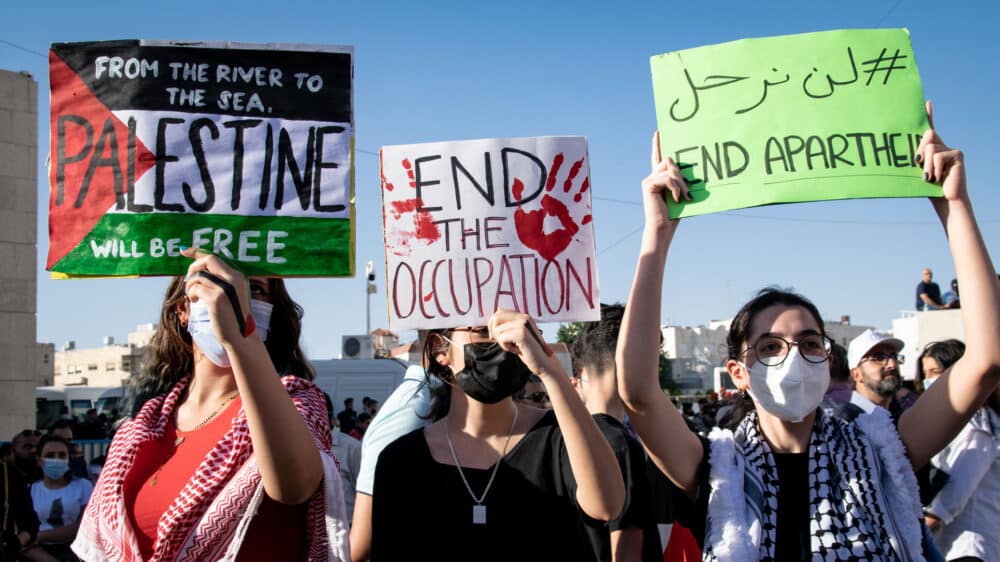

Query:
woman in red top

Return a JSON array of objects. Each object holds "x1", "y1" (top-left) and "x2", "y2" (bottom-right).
[{"x1": 72, "y1": 248, "x2": 349, "y2": 562}]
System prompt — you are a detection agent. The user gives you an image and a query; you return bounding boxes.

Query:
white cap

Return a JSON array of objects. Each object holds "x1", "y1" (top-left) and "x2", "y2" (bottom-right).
[{"x1": 847, "y1": 329, "x2": 904, "y2": 368}]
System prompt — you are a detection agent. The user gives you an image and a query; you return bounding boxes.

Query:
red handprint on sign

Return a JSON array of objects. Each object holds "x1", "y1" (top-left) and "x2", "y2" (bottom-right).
[
  {"x1": 383, "y1": 156, "x2": 441, "y2": 257},
  {"x1": 512, "y1": 153, "x2": 592, "y2": 262}
]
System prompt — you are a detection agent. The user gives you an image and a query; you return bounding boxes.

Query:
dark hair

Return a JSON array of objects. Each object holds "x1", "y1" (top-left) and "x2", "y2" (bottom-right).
[
  {"x1": 0, "y1": 443, "x2": 10, "y2": 459},
  {"x1": 722, "y1": 288, "x2": 826, "y2": 428},
  {"x1": 38, "y1": 434, "x2": 71, "y2": 456},
  {"x1": 422, "y1": 328, "x2": 456, "y2": 421},
  {"x1": 124, "y1": 276, "x2": 314, "y2": 417},
  {"x1": 916, "y1": 339, "x2": 966, "y2": 382},
  {"x1": 49, "y1": 419, "x2": 74, "y2": 434},
  {"x1": 357, "y1": 412, "x2": 373, "y2": 424},
  {"x1": 323, "y1": 392, "x2": 334, "y2": 420},
  {"x1": 344, "y1": 397, "x2": 353, "y2": 407},
  {"x1": 726, "y1": 287, "x2": 825, "y2": 360},
  {"x1": 11, "y1": 429, "x2": 40, "y2": 446},
  {"x1": 570, "y1": 303, "x2": 624, "y2": 379},
  {"x1": 829, "y1": 343, "x2": 850, "y2": 383}
]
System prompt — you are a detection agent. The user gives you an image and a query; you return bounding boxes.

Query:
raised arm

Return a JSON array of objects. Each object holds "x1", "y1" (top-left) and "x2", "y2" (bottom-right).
[
  {"x1": 182, "y1": 248, "x2": 324, "y2": 504},
  {"x1": 615, "y1": 132, "x2": 703, "y2": 495},
  {"x1": 899, "y1": 102, "x2": 1000, "y2": 469},
  {"x1": 490, "y1": 310, "x2": 625, "y2": 521}
]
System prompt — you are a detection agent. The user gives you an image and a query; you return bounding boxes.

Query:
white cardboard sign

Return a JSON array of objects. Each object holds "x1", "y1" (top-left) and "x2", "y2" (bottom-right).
[{"x1": 380, "y1": 136, "x2": 599, "y2": 330}]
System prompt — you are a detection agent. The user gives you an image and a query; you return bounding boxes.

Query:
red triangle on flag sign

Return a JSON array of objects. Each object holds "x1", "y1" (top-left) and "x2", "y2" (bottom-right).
[{"x1": 47, "y1": 51, "x2": 156, "y2": 270}]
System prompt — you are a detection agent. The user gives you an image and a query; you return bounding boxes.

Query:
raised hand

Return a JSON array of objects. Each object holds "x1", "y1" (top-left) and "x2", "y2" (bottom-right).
[
  {"x1": 641, "y1": 131, "x2": 689, "y2": 234},
  {"x1": 916, "y1": 100, "x2": 966, "y2": 204},
  {"x1": 181, "y1": 246, "x2": 252, "y2": 345},
  {"x1": 512, "y1": 153, "x2": 592, "y2": 262}
]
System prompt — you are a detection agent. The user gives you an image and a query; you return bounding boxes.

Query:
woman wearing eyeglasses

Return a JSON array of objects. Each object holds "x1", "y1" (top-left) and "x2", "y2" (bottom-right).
[
  {"x1": 369, "y1": 312, "x2": 625, "y2": 561},
  {"x1": 616, "y1": 104, "x2": 1000, "y2": 561}
]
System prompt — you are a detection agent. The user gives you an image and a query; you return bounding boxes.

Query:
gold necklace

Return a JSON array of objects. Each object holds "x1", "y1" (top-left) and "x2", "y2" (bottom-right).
[{"x1": 148, "y1": 391, "x2": 238, "y2": 487}]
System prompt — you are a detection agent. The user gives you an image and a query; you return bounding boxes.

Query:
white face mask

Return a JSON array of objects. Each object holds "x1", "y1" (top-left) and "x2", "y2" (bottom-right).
[
  {"x1": 187, "y1": 299, "x2": 275, "y2": 367},
  {"x1": 923, "y1": 376, "x2": 938, "y2": 390},
  {"x1": 251, "y1": 300, "x2": 273, "y2": 342},
  {"x1": 187, "y1": 300, "x2": 231, "y2": 367},
  {"x1": 744, "y1": 349, "x2": 830, "y2": 423}
]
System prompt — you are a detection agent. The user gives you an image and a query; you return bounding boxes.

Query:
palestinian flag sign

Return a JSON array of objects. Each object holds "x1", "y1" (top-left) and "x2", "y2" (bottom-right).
[{"x1": 47, "y1": 40, "x2": 354, "y2": 277}]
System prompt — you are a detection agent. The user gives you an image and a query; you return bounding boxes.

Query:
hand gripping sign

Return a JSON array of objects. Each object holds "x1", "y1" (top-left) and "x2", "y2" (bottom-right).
[
  {"x1": 47, "y1": 40, "x2": 355, "y2": 277},
  {"x1": 380, "y1": 136, "x2": 600, "y2": 330},
  {"x1": 650, "y1": 28, "x2": 939, "y2": 219}
]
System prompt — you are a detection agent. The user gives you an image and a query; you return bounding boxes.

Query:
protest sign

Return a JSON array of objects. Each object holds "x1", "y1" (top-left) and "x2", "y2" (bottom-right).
[
  {"x1": 47, "y1": 40, "x2": 354, "y2": 277},
  {"x1": 650, "y1": 28, "x2": 940, "y2": 219},
  {"x1": 380, "y1": 136, "x2": 599, "y2": 330}
]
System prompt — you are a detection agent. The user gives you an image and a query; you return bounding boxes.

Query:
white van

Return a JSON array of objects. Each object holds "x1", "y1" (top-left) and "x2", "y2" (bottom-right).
[
  {"x1": 310, "y1": 358, "x2": 410, "y2": 416},
  {"x1": 36, "y1": 385, "x2": 124, "y2": 429}
]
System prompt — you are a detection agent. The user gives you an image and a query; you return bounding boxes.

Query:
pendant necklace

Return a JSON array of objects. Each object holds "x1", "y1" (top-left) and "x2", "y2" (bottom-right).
[
  {"x1": 444, "y1": 403, "x2": 518, "y2": 525},
  {"x1": 148, "y1": 390, "x2": 239, "y2": 487}
]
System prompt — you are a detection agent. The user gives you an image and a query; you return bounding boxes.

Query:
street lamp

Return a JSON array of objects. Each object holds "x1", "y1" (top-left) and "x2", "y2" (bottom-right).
[{"x1": 365, "y1": 261, "x2": 376, "y2": 335}]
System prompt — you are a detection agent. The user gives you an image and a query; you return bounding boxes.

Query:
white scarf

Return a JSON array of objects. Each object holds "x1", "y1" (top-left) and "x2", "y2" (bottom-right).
[{"x1": 703, "y1": 407, "x2": 925, "y2": 562}]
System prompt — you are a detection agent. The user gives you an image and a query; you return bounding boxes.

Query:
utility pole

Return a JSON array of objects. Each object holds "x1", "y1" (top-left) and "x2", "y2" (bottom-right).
[{"x1": 365, "y1": 261, "x2": 376, "y2": 335}]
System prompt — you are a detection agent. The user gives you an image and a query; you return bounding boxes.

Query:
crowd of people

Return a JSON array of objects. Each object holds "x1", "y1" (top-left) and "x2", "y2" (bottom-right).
[{"x1": 1, "y1": 107, "x2": 998, "y2": 562}]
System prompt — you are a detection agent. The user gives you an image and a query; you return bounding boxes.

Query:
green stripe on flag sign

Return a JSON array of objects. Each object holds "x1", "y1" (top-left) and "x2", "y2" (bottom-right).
[{"x1": 51, "y1": 213, "x2": 352, "y2": 277}]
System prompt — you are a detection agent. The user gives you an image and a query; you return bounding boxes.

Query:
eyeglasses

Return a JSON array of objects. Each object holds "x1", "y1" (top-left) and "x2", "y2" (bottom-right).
[
  {"x1": 862, "y1": 352, "x2": 905, "y2": 365},
  {"x1": 743, "y1": 334, "x2": 833, "y2": 367},
  {"x1": 523, "y1": 391, "x2": 549, "y2": 404}
]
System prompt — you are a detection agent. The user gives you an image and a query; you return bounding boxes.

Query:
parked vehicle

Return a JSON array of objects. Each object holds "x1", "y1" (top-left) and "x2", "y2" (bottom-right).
[
  {"x1": 36, "y1": 385, "x2": 123, "y2": 430},
  {"x1": 310, "y1": 358, "x2": 409, "y2": 415}
]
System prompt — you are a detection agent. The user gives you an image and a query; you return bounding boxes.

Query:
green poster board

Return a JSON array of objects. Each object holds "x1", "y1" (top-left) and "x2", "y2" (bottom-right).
[{"x1": 651, "y1": 29, "x2": 941, "y2": 219}]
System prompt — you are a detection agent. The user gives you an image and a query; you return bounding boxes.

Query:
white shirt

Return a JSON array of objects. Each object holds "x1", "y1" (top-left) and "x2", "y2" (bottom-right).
[
  {"x1": 331, "y1": 430, "x2": 362, "y2": 521},
  {"x1": 356, "y1": 365, "x2": 436, "y2": 495},
  {"x1": 31, "y1": 478, "x2": 93, "y2": 539},
  {"x1": 849, "y1": 390, "x2": 881, "y2": 414},
  {"x1": 927, "y1": 407, "x2": 1000, "y2": 560}
]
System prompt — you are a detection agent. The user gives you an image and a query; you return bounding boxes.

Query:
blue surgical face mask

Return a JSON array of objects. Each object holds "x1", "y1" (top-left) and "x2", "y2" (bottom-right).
[
  {"x1": 42, "y1": 457, "x2": 70, "y2": 480},
  {"x1": 923, "y1": 376, "x2": 938, "y2": 390},
  {"x1": 187, "y1": 300, "x2": 231, "y2": 367}
]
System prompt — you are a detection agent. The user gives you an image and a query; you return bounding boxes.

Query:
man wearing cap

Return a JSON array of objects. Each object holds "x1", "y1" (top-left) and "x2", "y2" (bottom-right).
[{"x1": 840, "y1": 329, "x2": 907, "y2": 422}]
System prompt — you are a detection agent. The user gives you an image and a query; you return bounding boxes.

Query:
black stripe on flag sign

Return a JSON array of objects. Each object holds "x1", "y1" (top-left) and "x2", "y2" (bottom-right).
[{"x1": 50, "y1": 40, "x2": 352, "y2": 123}]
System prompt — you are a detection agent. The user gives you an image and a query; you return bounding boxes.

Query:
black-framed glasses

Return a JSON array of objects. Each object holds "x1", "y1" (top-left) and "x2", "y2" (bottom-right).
[
  {"x1": 862, "y1": 352, "x2": 905, "y2": 365},
  {"x1": 743, "y1": 334, "x2": 833, "y2": 367}
]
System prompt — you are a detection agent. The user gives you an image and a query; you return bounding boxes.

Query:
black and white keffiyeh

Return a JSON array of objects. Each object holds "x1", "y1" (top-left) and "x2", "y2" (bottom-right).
[{"x1": 702, "y1": 407, "x2": 925, "y2": 562}]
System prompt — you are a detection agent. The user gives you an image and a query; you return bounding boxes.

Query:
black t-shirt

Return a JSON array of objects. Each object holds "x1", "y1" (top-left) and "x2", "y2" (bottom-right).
[
  {"x1": 670, "y1": 436, "x2": 811, "y2": 562},
  {"x1": 579, "y1": 415, "x2": 662, "y2": 562},
  {"x1": 371, "y1": 410, "x2": 595, "y2": 562},
  {"x1": 916, "y1": 280, "x2": 942, "y2": 308}
]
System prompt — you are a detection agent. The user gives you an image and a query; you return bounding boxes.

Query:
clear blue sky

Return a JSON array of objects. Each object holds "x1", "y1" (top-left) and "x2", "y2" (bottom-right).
[{"x1": 3, "y1": 0, "x2": 998, "y2": 359}]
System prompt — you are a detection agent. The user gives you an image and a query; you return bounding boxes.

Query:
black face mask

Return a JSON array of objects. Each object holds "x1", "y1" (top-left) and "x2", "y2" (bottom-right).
[{"x1": 453, "y1": 342, "x2": 533, "y2": 404}]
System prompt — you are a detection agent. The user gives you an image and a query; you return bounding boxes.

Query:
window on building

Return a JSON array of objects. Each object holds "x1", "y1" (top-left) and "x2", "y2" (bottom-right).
[
  {"x1": 106, "y1": 361, "x2": 115, "y2": 371},
  {"x1": 121, "y1": 359, "x2": 132, "y2": 371},
  {"x1": 88, "y1": 364, "x2": 98, "y2": 371},
  {"x1": 65, "y1": 365, "x2": 74, "y2": 374}
]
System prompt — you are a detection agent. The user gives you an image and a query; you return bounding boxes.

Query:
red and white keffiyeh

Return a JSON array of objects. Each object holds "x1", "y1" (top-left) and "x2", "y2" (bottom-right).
[{"x1": 72, "y1": 375, "x2": 349, "y2": 562}]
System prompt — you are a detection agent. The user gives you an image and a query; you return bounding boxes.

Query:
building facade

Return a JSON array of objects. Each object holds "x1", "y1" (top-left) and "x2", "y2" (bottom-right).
[
  {"x1": 662, "y1": 317, "x2": 874, "y2": 391},
  {"x1": 0, "y1": 69, "x2": 38, "y2": 437}
]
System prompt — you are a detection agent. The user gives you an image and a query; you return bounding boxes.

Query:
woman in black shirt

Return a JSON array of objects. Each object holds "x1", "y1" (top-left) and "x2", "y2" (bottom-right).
[{"x1": 371, "y1": 310, "x2": 624, "y2": 561}]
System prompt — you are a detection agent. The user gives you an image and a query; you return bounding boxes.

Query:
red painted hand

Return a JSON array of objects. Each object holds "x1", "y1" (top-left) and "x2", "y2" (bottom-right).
[
  {"x1": 383, "y1": 156, "x2": 441, "y2": 257},
  {"x1": 512, "y1": 153, "x2": 592, "y2": 262}
]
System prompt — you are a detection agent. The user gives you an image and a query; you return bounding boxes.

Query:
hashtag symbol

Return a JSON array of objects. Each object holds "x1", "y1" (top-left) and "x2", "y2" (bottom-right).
[{"x1": 861, "y1": 48, "x2": 908, "y2": 86}]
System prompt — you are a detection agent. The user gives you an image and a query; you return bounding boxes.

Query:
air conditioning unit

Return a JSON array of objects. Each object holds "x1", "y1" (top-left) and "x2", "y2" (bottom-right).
[{"x1": 342, "y1": 335, "x2": 374, "y2": 360}]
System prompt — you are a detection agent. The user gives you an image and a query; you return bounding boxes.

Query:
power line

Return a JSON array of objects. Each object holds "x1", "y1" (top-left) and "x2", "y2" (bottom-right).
[
  {"x1": 875, "y1": 0, "x2": 906, "y2": 27},
  {"x1": 0, "y1": 39, "x2": 47, "y2": 59}
]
